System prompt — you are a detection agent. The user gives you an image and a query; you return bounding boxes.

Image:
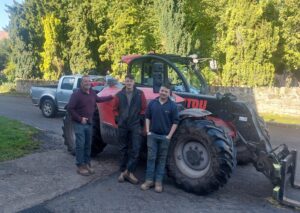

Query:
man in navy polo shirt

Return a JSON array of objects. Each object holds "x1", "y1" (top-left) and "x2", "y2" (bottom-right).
[{"x1": 141, "y1": 83, "x2": 179, "y2": 193}]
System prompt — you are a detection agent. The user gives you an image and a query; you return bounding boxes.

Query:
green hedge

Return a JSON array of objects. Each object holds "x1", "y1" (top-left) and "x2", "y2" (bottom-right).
[{"x1": 0, "y1": 82, "x2": 16, "y2": 93}]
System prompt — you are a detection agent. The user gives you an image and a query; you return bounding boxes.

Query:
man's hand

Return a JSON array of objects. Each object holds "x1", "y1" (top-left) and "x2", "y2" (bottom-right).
[
  {"x1": 166, "y1": 124, "x2": 177, "y2": 141},
  {"x1": 81, "y1": 117, "x2": 88, "y2": 124}
]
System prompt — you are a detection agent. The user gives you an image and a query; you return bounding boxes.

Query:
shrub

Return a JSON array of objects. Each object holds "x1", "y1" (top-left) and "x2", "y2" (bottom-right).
[
  {"x1": 0, "y1": 82, "x2": 16, "y2": 93},
  {"x1": 0, "y1": 73, "x2": 7, "y2": 85}
]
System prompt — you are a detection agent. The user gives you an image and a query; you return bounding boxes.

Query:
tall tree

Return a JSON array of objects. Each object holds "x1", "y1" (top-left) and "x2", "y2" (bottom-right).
[
  {"x1": 216, "y1": 0, "x2": 279, "y2": 86},
  {"x1": 0, "y1": 39, "x2": 10, "y2": 71},
  {"x1": 0, "y1": 38, "x2": 11, "y2": 83},
  {"x1": 7, "y1": 2, "x2": 41, "y2": 79},
  {"x1": 155, "y1": 0, "x2": 191, "y2": 55},
  {"x1": 42, "y1": 0, "x2": 72, "y2": 75},
  {"x1": 40, "y1": 14, "x2": 64, "y2": 80},
  {"x1": 278, "y1": 0, "x2": 300, "y2": 77},
  {"x1": 99, "y1": 0, "x2": 161, "y2": 76},
  {"x1": 68, "y1": 0, "x2": 109, "y2": 74}
]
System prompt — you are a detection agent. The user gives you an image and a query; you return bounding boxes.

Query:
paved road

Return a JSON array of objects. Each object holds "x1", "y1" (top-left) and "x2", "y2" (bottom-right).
[
  {"x1": 0, "y1": 95, "x2": 66, "y2": 151},
  {"x1": 0, "y1": 96, "x2": 299, "y2": 213},
  {"x1": 0, "y1": 95, "x2": 64, "y2": 135},
  {"x1": 22, "y1": 125, "x2": 300, "y2": 213}
]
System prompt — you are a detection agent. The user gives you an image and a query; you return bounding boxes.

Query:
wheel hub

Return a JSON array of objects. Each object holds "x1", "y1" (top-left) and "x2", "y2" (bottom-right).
[
  {"x1": 44, "y1": 103, "x2": 52, "y2": 115},
  {"x1": 186, "y1": 149, "x2": 204, "y2": 166},
  {"x1": 174, "y1": 140, "x2": 211, "y2": 178},
  {"x1": 182, "y1": 141, "x2": 209, "y2": 171}
]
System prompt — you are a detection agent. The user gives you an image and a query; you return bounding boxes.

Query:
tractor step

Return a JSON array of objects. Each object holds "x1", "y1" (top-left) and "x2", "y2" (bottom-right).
[{"x1": 273, "y1": 150, "x2": 300, "y2": 208}]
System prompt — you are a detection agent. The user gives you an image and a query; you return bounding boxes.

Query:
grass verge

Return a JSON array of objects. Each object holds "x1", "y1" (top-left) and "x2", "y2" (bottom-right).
[
  {"x1": 260, "y1": 113, "x2": 300, "y2": 125},
  {"x1": 0, "y1": 116, "x2": 39, "y2": 162}
]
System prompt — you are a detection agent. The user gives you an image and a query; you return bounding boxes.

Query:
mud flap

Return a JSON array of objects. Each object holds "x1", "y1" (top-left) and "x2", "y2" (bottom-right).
[{"x1": 273, "y1": 150, "x2": 300, "y2": 208}]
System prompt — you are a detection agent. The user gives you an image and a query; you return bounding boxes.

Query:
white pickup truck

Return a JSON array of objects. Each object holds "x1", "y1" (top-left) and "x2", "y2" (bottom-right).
[{"x1": 30, "y1": 75, "x2": 104, "y2": 118}]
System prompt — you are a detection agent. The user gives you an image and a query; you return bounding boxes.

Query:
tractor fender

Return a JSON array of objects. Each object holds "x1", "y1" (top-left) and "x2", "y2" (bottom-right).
[{"x1": 179, "y1": 108, "x2": 212, "y2": 119}]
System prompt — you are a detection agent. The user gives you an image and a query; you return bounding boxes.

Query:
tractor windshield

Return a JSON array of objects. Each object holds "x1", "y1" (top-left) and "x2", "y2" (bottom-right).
[
  {"x1": 128, "y1": 54, "x2": 207, "y2": 94},
  {"x1": 172, "y1": 61, "x2": 206, "y2": 94}
]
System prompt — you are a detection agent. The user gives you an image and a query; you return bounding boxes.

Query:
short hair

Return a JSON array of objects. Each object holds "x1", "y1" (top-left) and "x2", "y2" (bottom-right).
[
  {"x1": 161, "y1": 83, "x2": 172, "y2": 90},
  {"x1": 82, "y1": 75, "x2": 90, "y2": 79},
  {"x1": 125, "y1": 74, "x2": 134, "y2": 80}
]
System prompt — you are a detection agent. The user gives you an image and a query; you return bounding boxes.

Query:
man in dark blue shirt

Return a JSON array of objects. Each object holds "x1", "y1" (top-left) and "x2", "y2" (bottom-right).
[{"x1": 141, "y1": 84, "x2": 179, "y2": 193}]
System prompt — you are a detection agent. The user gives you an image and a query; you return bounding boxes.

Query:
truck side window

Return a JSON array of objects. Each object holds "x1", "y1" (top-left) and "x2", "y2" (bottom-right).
[{"x1": 61, "y1": 77, "x2": 75, "y2": 90}]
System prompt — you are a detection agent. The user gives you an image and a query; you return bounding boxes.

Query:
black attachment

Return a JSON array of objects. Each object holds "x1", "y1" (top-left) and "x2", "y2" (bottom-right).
[{"x1": 273, "y1": 150, "x2": 300, "y2": 208}]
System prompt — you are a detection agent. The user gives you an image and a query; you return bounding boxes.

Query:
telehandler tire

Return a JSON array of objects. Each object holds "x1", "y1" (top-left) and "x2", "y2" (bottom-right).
[{"x1": 167, "y1": 119, "x2": 236, "y2": 194}]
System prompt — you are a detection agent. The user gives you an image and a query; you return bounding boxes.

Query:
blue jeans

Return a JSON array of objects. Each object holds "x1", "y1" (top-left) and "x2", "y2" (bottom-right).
[
  {"x1": 73, "y1": 122, "x2": 92, "y2": 167},
  {"x1": 118, "y1": 126, "x2": 142, "y2": 173},
  {"x1": 145, "y1": 133, "x2": 170, "y2": 183}
]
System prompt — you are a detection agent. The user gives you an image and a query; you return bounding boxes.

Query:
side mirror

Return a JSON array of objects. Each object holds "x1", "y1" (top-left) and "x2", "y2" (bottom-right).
[
  {"x1": 209, "y1": 59, "x2": 218, "y2": 71},
  {"x1": 152, "y1": 63, "x2": 164, "y2": 93}
]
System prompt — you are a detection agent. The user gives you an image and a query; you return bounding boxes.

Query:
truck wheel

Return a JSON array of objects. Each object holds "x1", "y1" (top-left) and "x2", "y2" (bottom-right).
[
  {"x1": 167, "y1": 119, "x2": 236, "y2": 195},
  {"x1": 62, "y1": 112, "x2": 75, "y2": 155},
  {"x1": 236, "y1": 116, "x2": 270, "y2": 165},
  {"x1": 62, "y1": 109, "x2": 107, "y2": 157},
  {"x1": 41, "y1": 99, "x2": 56, "y2": 118},
  {"x1": 91, "y1": 108, "x2": 106, "y2": 157}
]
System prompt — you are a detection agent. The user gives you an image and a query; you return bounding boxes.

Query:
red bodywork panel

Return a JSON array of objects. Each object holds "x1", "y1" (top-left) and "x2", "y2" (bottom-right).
[
  {"x1": 97, "y1": 86, "x2": 185, "y2": 128},
  {"x1": 183, "y1": 97, "x2": 236, "y2": 138},
  {"x1": 98, "y1": 85, "x2": 236, "y2": 140},
  {"x1": 121, "y1": 54, "x2": 141, "y2": 64},
  {"x1": 207, "y1": 116, "x2": 237, "y2": 138},
  {"x1": 91, "y1": 81, "x2": 105, "y2": 87}
]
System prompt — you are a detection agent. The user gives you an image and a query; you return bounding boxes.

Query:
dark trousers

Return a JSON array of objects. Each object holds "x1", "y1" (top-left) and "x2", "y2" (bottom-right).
[
  {"x1": 118, "y1": 126, "x2": 142, "y2": 173},
  {"x1": 73, "y1": 122, "x2": 92, "y2": 167}
]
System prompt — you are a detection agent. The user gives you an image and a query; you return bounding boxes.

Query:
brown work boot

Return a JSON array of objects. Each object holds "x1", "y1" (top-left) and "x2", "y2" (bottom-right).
[
  {"x1": 77, "y1": 166, "x2": 90, "y2": 176},
  {"x1": 154, "y1": 182, "x2": 163, "y2": 193},
  {"x1": 124, "y1": 172, "x2": 139, "y2": 184},
  {"x1": 118, "y1": 171, "x2": 125, "y2": 183},
  {"x1": 85, "y1": 163, "x2": 95, "y2": 174},
  {"x1": 140, "y1": 181, "x2": 154, "y2": 191}
]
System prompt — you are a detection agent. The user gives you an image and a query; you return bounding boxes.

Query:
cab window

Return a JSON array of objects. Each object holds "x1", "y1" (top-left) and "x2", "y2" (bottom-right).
[
  {"x1": 130, "y1": 62, "x2": 142, "y2": 84},
  {"x1": 142, "y1": 63, "x2": 153, "y2": 86},
  {"x1": 167, "y1": 65, "x2": 186, "y2": 92},
  {"x1": 61, "y1": 77, "x2": 75, "y2": 90}
]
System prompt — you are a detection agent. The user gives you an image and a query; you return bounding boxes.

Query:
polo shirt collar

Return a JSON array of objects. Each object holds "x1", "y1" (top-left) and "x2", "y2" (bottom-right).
[{"x1": 154, "y1": 97, "x2": 171, "y2": 105}]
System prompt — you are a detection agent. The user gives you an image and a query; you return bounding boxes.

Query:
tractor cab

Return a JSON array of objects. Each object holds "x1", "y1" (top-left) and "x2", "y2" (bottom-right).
[{"x1": 123, "y1": 54, "x2": 209, "y2": 95}]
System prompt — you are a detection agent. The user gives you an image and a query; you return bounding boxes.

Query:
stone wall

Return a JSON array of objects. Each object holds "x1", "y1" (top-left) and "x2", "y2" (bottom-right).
[
  {"x1": 16, "y1": 79, "x2": 300, "y2": 116},
  {"x1": 16, "y1": 79, "x2": 58, "y2": 94},
  {"x1": 209, "y1": 86, "x2": 300, "y2": 116}
]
